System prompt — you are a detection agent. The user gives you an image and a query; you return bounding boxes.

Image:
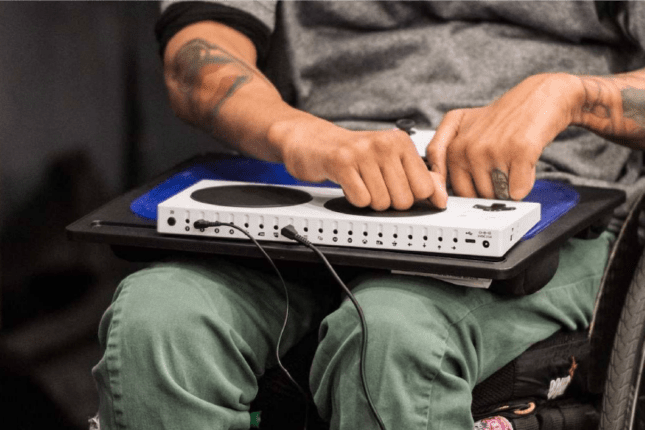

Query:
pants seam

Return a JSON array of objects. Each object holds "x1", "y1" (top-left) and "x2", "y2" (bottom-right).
[{"x1": 104, "y1": 280, "x2": 132, "y2": 430}]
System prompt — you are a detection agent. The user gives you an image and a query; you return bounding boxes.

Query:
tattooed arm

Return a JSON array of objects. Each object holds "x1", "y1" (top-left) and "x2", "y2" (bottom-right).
[
  {"x1": 163, "y1": 21, "x2": 308, "y2": 162},
  {"x1": 573, "y1": 71, "x2": 645, "y2": 149},
  {"x1": 163, "y1": 22, "x2": 447, "y2": 210}
]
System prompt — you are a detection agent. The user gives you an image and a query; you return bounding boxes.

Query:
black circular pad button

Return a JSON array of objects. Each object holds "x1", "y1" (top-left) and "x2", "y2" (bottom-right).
[
  {"x1": 324, "y1": 197, "x2": 445, "y2": 217},
  {"x1": 191, "y1": 185, "x2": 313, "y2": 208}
]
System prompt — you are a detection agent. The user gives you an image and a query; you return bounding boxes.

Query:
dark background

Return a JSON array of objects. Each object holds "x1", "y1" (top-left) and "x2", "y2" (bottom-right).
[{"x1": 0, "y1": 3, "x2": 227, "y2": 428}]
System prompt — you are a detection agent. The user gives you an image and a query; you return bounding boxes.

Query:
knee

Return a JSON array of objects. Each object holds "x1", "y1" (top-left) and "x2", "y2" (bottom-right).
[
  {"x1": 99, "y1": 264, "x2": 225, "y2": 356},
  {"x1": 320, "y1": 286, "x2": 451, "y2": 364},
  {"x1": 316, "y1": 279, "x2": 486, "y2": 383}
]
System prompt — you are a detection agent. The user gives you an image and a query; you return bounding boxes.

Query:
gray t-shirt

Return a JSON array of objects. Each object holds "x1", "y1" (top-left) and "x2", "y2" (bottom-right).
[{"x1": 163, "y1": 0, "x2": 645, "y2": 237}]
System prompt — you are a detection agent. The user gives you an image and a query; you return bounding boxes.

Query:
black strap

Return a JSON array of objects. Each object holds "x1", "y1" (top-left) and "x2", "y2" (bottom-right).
[
  {"x1": 510, "y1": 402, "x2": 600, "y2": 430},
  {"x1": 512, "y1": 415, "x2": 539, "y2": 430}
]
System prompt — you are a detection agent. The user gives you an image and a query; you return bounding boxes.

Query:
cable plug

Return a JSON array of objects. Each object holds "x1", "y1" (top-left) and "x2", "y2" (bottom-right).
[
  {"x1": 194, "y1": 220, "x2": 222, "y2": 229},
  {"x1": 281, "y1": 225, "x2": 311, "y2": 245}
]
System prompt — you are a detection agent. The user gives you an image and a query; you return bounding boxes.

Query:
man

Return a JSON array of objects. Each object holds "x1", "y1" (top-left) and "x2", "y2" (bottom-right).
[{"x1": 92, "y1": 2, "x2": 645, "y2": 429}]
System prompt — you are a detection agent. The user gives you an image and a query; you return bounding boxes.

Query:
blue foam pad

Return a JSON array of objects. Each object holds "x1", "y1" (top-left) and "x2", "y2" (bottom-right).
[
  {"x1": 130, "y1": 158, "x2": 337, "y2": 220},
  {"x1": 522, "y1": 179, "x2": 579, "y2": 239},
  {"x1": 130, "y1": 157, "x2": 579, "y2": 240}
]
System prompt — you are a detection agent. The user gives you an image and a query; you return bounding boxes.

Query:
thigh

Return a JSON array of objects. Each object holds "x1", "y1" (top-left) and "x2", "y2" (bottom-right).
[
  {"x1": 94, "y1": 256, "x2": 335, "y2": 430},
  {"x1": 311, "y1": 231, "x2": 614, "y2": 430}
]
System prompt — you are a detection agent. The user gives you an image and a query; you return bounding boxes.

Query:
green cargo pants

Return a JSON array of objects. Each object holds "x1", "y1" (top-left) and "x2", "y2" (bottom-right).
[{"x1": 93, "y1": 231, "x2": 614, "y2": 430}]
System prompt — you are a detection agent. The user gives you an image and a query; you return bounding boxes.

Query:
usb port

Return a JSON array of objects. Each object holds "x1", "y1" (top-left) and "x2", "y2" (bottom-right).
[{"x1": 465, "y1": 239, "x2": 476, "y2": 244}]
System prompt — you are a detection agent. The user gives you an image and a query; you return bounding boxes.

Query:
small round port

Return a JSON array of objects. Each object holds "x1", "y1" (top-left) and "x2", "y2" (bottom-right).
[
  {"x1": 167, "y1": 217, "x2": 176, "y2": 226},
  {"x1": 483, "y1": 240, "x2": 490, "y2": 248}
]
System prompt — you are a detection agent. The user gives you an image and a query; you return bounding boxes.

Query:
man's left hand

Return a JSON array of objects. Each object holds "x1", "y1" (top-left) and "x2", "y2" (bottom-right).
[{"x1": 426, "y1": 73, "x2": 580, "y2": 201}]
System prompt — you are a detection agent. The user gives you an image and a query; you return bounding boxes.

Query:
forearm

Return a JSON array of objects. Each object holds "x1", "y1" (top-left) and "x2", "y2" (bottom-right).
[
  {"x1": 571, "y1": 69, "x2": 645, "y2": 149},
  {"x1": 163, "y1": 21, "x2": 316, "y2": 162}
]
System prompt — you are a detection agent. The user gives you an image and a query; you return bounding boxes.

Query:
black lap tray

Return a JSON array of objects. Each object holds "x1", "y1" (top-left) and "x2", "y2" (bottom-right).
[{"x1": 66, "y1": 153, "x2": 625, "y2": 296}]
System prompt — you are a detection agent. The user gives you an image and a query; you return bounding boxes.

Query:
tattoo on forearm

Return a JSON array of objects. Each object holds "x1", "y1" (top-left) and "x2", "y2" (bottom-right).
[
  {"x1": 578, "y1": 76, "x2": 645, "y2": 138},
  {"x1": 170, "y1": 39, "x2": 258, "y2": 132},
  {"x1": 581, "y1": 78, "x2": 612, "y2": 120},
  {"x1": 492, "y1": 168, "x2": 510, "y2": 200},
  {"x1": 621, "y1": 87, "x2": 645, "y2": 129}
]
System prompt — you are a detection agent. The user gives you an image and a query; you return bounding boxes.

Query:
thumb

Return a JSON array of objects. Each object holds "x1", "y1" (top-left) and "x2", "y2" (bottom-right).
[{"x1": 426, "y1": 110, "x2": 464, "y2": 190}]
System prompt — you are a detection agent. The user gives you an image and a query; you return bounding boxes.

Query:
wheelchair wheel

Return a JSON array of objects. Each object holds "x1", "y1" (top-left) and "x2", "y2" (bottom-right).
[{"x1": 599, "y1": 250, "x2": 645, "y2": 430}]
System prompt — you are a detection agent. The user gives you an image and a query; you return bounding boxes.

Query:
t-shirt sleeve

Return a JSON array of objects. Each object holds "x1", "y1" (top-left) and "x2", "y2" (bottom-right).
[{"x1": 155, "y1": 0, "x2": 278, "y2": 63}]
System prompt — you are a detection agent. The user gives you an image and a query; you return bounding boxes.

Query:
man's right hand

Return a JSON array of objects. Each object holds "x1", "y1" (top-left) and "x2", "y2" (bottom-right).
[{"x1": 271, "y1": 118, "x2": 448, "y2": 211}]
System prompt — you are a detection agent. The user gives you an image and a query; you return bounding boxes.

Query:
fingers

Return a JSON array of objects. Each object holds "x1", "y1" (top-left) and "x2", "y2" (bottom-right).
[
  {"x1": 371, "y1": 131, "x2": 448, "y2": 210},
  {"x1": 491, "y1": 169, "x2": 511, "y2": 200},
  {"x1": 450, "y1": 161, "x2": 535, "y2": 201},
  {"x1": 508, "y1": 161, "x2": 536, "y2": 201},
  {"x1": 426, "y1": 110, "x2": 463, "y2": 187},
  {"x1": 429, "y1": 108, "x2": 539, "y2": 201},
  {"x1": 326, "y1": 124, "x2": 537, "y2": 210},
  {"x1": 334, "y1": 167, "x2": 372, "y2": 209},
  {"x1": 379, "y1": 158, "x2": 415, "y2": 211},
  {"x1": 329, "y1": 130, "x2": 448, "y2": 211},
  {"x1": 350, "y1": 151, "x2": 446, "y2": 211},
  {"x1": 401, "y1": 149, "x2": 448, "y2": 209},
  {"x1": 356, "y1": 159, "x2": 394, "y2": 211}
]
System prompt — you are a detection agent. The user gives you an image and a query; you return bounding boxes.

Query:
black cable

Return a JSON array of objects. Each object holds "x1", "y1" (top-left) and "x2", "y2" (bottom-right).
[
  {"x1": 280, "y1": 225, "x2": 388, "y2": 430},
  {"x1": 193, "y1": 220, "x2": 310, "y2": 429}
]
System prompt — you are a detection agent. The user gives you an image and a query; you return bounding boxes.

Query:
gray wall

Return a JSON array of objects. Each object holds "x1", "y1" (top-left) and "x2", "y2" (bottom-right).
[
  {"x1": 0, "y1": 1, "x2": 223, "y2": 217},
  {"x1": 0, "y1": 3, "x2": 224, "y2": 427}
]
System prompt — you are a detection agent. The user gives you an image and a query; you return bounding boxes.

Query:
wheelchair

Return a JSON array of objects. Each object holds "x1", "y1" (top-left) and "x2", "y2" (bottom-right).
[{"x1": 250, "y1": 189, "x2": 645, "y2": 430}]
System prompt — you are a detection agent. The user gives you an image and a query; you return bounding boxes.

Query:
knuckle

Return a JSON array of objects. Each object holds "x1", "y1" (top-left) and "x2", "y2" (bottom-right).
[
  {"x1": 330, "y1": 146, "x2": 356, "y2": 170},
  {"x1": 369, "y1": 136, "x2": 398, "y2": 159},
  {"x1": 445, "y1": 109, "x2": 465, "y2": 121},
  {"x1": 348, "y1": 193, "x2": 370, "y2": 208},
  {"x1": 463, "y1": 142, "x2": 486, "y2": 164},
  {"x1": 342, "y1": 184, "x2": 370, "y2": 208},
  {"x1": 413, "y1": 181, "x2": 434, "y2": 201},
  {"x1": 508, "y1": 135, "x2": 540, "y2": 162},
  {"x1": 370, "y1": 196, "x2": 391, "y2": 212},
  {"x1": 391, "y1": 194, "x2": 414, "y2": 211},
  {"x1": 352, "y1": 136, "x2": 371, "y2": 152}
]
